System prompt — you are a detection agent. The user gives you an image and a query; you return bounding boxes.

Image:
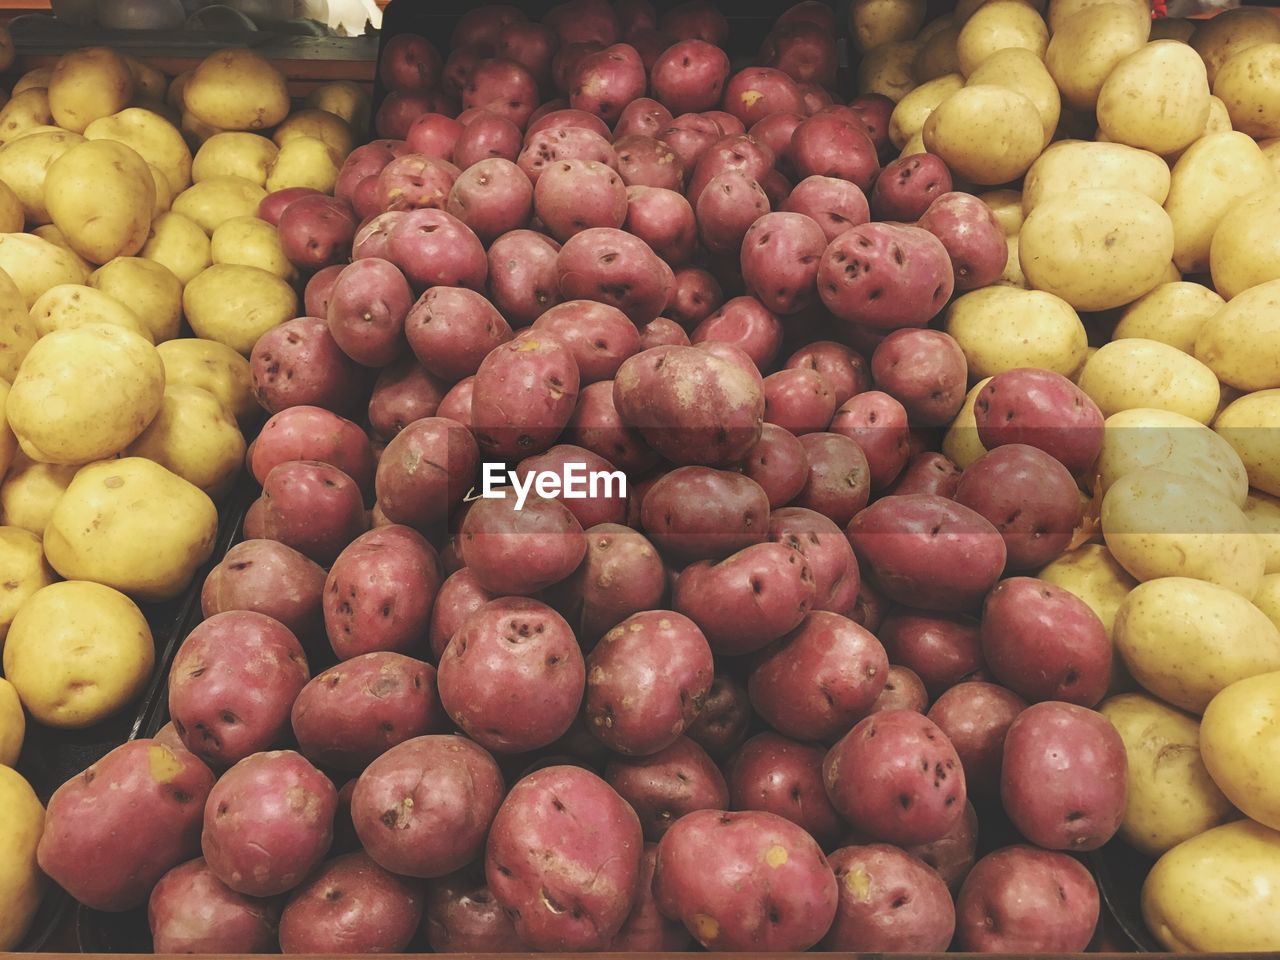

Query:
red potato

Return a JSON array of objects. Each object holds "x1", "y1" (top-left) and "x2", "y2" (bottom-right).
[
  {"x1": 654, "y1": 809, "x2": 838, "y2": 950},
  {"x1": 260, "y1": 187, "x2": 322, "y2": 227},
  {"x1": 845, "y1": 495, "x2": 1007, "y2": 612},
  {"x1": 786, "y1": 340, "x2": 870, "y2": 408},
  {"x1": 727, "y1": 733, "x2": 844, "y2": 846},
  {"x1": 375, "y1": 416, "x2": 479, "y2": 534},
  {"x1": 871, "y1": 329, "x2": 968, "y2": 427},
  {"x1": 763, "y1": 368, "x2": 837, "y2": 435},
  {"x1": 550, "y1": 522, "x2": 666, "y2": 641},
  {"x1": 690, "y1": 295, "x2": 783, "y2": 370},
  {"x1": 640, "y1": 466, "x2": 769, "y2": 562},
  {"x1": 251, "y1": 406, "x2": 375, "y2": 494},
  {"x1": 352, "y1": 735, "x2": 505, "y2": 877},
  {"x1": 459, "y1": 493, "x2": 587, "y2": 595},
  {"x1": 487, "y1": 229, "x2": 562, "y2": 326},
  {"x1": 955, "y1": 444, "x2": 1083, "y2": 571},
  {"x1": 303, "y1": 264, "x2": 344, "y2": 318},
  {"x1": 871, "y1": 664, "x2": 930, "y2": 714},
  {"x1": 614, "y1": 98, "x2": 672, "y2": 139},
  {"x1": 794, "y1": 431, "x2": 872, "y2": 526},
  {"x1": 768, "y1": 506, "x2": 860, "y2": 613},
  {"x1": 487, "y1": 765, "x2": 643, "y2": 949},
  {"x1": 169, "y1": 611, "x2": 309, "y2": 767},
  {"x1": 252, "y1": 317, "x2": 367, "y2": 418},
  {"x1": 685, "y1": 132, "x2": 775, "y2": 205},
  {"x1": 557, "y1": 227, "x2": 674, "y2": 325},
  {"x1": 871, "y1": 153, "x2": 954, "y2": 222},
  {"x1": 518, "y1": 125, "x2": 616, "y2": 183},
  {"x1": 453, "y1": 112, "x2": 524, "y2": 168},
  {"x1": 425, "y1": 869, "x2": 523, "y2": 953},
  {"x1": 386, "y1": 208, "x2": 488, "y2": 292},
  {"x1": 535, "y1": 158, "x2": 628, "y2": 241},
  {"x1": 569, "y1": 43, "x2": 645, "y2": 123},
  {"x1": 927, "y1": 681, "x2": 1027, "y2": 804},
  {"x1": 705, "y1": 109, "x2": 747, "y2": 136},
  {"x1": 545, "y1": 0, "x2": 621, "y2": 45},
  {"x1": 278, "y1": 196, "x2": 359, "y2": 271},
  {"x1": 649, "y1": 39, "x2": 730, "y2": 114},
  {"x1": 514, "y1": 445, "x2": 628, "y2": 528},
  {"x1": 832, "y1": 390, "x2": 914, "y2": 490},
  {"x1": 823, "y1": 709, "x2": 966, "y2": 846},
  {"x1": 743, "y1": 423, "x2": 810, "y2": 509},
  {"x1": 614, "y1": 135, "x2": 683, "y2": 191},
  {"x1": 149, "y1": 858, "x2": 279, "y2": 954},
  {"x1": 847, "y1": 569, "x2": 885, "y2": 633},
  {"x1": 661, "y1": 0, "x2": 728, "y2": 43},
  {"x1": 751, "y1": 611, "x2": 888, "y2": 742},
  {"x1": 721, "y1": 66, "x2": 806, "y2": 128},
  {"x1": 202, "y1": 750, "x2": 336, "y2": 897},
  {"x1": 695, "y1": 338, "x2": 765, "y2": 384},
  {"x1": 380, "y1": 33, "x2": 442, "y2": 91},
  {"x1": 352, "y1": 211, "x2": 403, "y2": 260},
  {"x1": 696, "y1": 171, "x2": 770, "y2": 256},
  {"x1": 375, "y1": 154, "x2": 458, "y2": 213},
  {"x1": 201, "y1": 539, "x2": 326, "y2": 644},
  {"x1": 532, "y1": 300, "x2": 640, "y2": 384},
  {"x1": 260, "y1": 461, "x2": 368, "y2": 566},
  {"x1": 659, "y1": 113, "x2": 721, "y2": 170},
  {"x1": 452, "y1": 4, "x2": 526, "y2": 49},
  {"x1": 497, "y1": 21, "x2": 558, "y2": 91},
  {"x1": 624, "y1": 185, "x2": 697, "y2": 265},
  {"x1": 638, "y1": 315, "x2": 690, "y2": 349},
  {"x1": 818, "y1": 223, "x2": 955, "y2": 330},
  {"x1": 906, "y1": 800, "x2": 978, "y2": 891},
  {"x1": 405, "y1": 286, "x2": 513, "y2": 383},
  {"x1": 375, "y1": 91, "x2": 440, "y2": 140},
  {"x1": 973, "y1": 368, "x2": 1106, "y2": 477},
  {"x1": 790, "y1": 114, "x2": 880, "y2": 191},
  {"x1": 918, "y1": 191, "x2": 1008, "y2": 291},
  {"x1": 686, "y1": 673, "x2": 751, "y2": 760},
  {"x1": 462, "y1": 58, "x2": 539, "y2": 128},
  {"x1": 955, "y1": 846, "x2": 1100, "y2": 952},
  {"x1": 605, "y1": 738, "x2": 729, "y2": 842},
  {"x1": 761, "y1": 19, "x2": 838, "y2": 87},
  {"x1": 428, "y1": 568, "x2": 496, "y2": 661},
  {"x1": 617, "y1": 0, "x2": 659, "y2": 33},
  {"x1": 662, "y1": 265, "x2": 723, "y2": 328},
  {"x1": 585, "y1": 609, "x2": 714, "y2": 755},
  {"x1": 611, "y1": 844, "x2": 693, "y2": 950},
  {"x1": 1001, "y1": 702, "x2": 1126, "y2": 851},
  {"x1": 566, "y1": 379, "x2": 661, "y2": 474},
  {"x1": 781, "y1": 176, "x2": 871, "y2": 244},
  {"x1": 879, "y1": 610, "x2": 984, "y2": 698},
  {"x1": 740, "y1": 211, "x2": 827, "y2": 316},
  {"x1": 527, "y1": 105, "x2": 613, "y2": 141},
  {"x1": 241, "y1": 497, "x2": 266, "y2": 539},
  {"x1": 823, "y1": 846, "x2": 956, "y2": 953},
  {"x1": 279, "y1": 852, "x2": 423, "y2": 954},
  {"x1": 436, "y1": 377, "x2": 474, "y2": 426},
  {"x1": 446, "y1": 158, "x2": 534, "y2": 243},
  {"x1": 407, "y1": 113, "x2": 465, "y2": 160},
  {"x1": 326, "y1": 258, "x2": 413, "y2": 369},
  {"x1": 470, "y1": 328, "x2": 580, "y2": 458},
  {"x1": 885, "y1": 450, "x2": 964, "y2": 498},
  {"x1": 368, "y1": 358, "x2": 448, "y2": 439},
  {"x1": 337, "y1": 141, "x2": 406, "y2": 203},
  {"x1": 38, "y1": 741, "x2": 214, "y2": 912}
]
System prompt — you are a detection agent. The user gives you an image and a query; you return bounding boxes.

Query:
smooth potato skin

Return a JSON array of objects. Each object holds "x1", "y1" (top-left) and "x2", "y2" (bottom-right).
[
  {"x1": 605, "y1": 737, "x2": 730, "y2": 842},
  {"x1": 278, "y1": 852, "x2": 424, "y2": 954},
  {"x1": 487, "y1": 229, "x2": 563, "y2": 326},
  {"x1": 531, "y1": 300, "x2": 640, "y2": 385},
  {"x1": 906, "y1": 800, "x2": 979, "y2": 892},
  {"x1": 794, "y1": 432, "x2": 873, "y2": 526},
  {"x1": 486, "y1": 766, "x2": 644, "y2": 951},
  {"x1": 260, "y1": 461, "x2": 368, "y2": 567},
  {"x1": 514, "y1": 445, "x2": 627, "y2": 529},
  {"x1": 458, "y1": 494, "x2": 587, "y2": 596},
  {"x1": 685, "y1": 673, "x2": 752, "y2": 761},
  {"x1": 871, "y1": 328, "x2": 968, "y2": 427},
  {"x1": 878, "y1": 610, "x2": 983, "y2": 698},
  {"x1": 556, "y1": 227, "x2": 673, "y2": 325},
  {"x1": 375, "y1": 416, "x2": 479, "y2": 534},
  {"x1": 470, "y1": 329, "x2": 580, "y2": 460},
  {"x1": 549, "y1": 523, "x2": 667, "y2": 642},
  {"x1": 973, "y1": 367, "x2": 1104, "y2": 476},
  {"x1": 927, "y1": 682, "x2": 1027, "y2": 804},
  {"x1": 251, "y1": 405, "x2": 375, "y2": 495},
  {"x1": 727, "y1": 733, "x2": 845, "y2": 847},
  {"x1": 640, "y1": 466, "x2": 769, "y2": 563},
  {"x1": 200, "y1": 539, "x2": 326, "y2": 644},
  {"x1": 149, "y1": 858, "x2": 279, "y2": 954},
  {"x1": 611, "y1": 844, "x2": 694, "y2": 950},
  {"x1": 822, "y1": 844, "x2": 955, "y2": 951},
  {"x1": 830, "y1": 391, "x2": 910, "y2": 491}
]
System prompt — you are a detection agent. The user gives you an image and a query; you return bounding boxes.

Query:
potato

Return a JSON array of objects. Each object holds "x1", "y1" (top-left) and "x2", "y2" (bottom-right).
[
  {"x1": 123, "y1": 55, "x2": 166, "y2": 104},
  {"x1": 1165, "y1": 132, "x2": 1277, "y2": 274},
  {"x1": 48, "y1": 47, "x2": 134, "y2": 133},
  {"x1": 274, "y1": 108, "x2": 355, "y2": 160},
  {"x1": 0, "y1": 526, "x2": 53, "y2": 649},
  {"x1": 141, "y1": 211, "x2": 211, "y2": 284},
  {"x1": 1213, "y1": 43, "x2": 1280, "y2": 139},
  {"x1": 913, "y1": 24, "x2": 960, "y2": 83},
  {"x1": 1144, "y1": 819, "x2": 1280, "y2": 952},
  {"x1": 0, "y1": 454, "x2": 75, "y2": 535},
  {"x1": 184, "y1": 49, "x2": 289, "y2": 133},
  {"x1": 157, "y1": 337, "x2": 256, "y2": 426},
  {"x1": 980, "y1": 188, "x2": 1023, "y2": 236},
  {"x1": 1023, "y1": 141, "x2": 1168, "y2": 215},
  {"x1": 941, "y1": 376, "x2": 990, "y2": 469},
  {"x1": 44, "y1": 457, "x2": 217, "y2": 601},
  {"x1": 1244, "y1": 492, "x2": 1280, "y2": 575},
  {"x1": 172, "y1": 175, "x2": 267, "y2": 235},
  {"x1": 921, "y1": 85, "x2": 1043, "y2": 185},
  {"x1": 148, "y1": 858, "x2": 281, "y2": 955},
  {"x1": 945, "y1": 286, "x2": 1087, "y2": 380},
  {"x1": 1197, "y1": 670, "x2": 1280, "y2": 835},
  {"x1": 1258, "y1": 574, "x2": 1280, "y2": 633},
  {"x1": 0, "y1": 129, "x2": 83, "y2": 225},
  {"x1": 30, "y1": 283, "x2": 151, "y2": 342},
  {"x1": 44, "y1": 139, "x2": 154, "y2": 265},
  {"x1": 1214, "y1": 389, "x2": 1280, "y2": 498},
  {"x1": 1194, "y1": 279, "x2": 1279, "y2": 393},
  {"x1": 856, "y1": 40, "x2": 922, "y2": 101},
  {"x1": 955, "y1": 1, "x2": 1047, "y2": 76},
  {"x1": 1097, "y1": 408, "x2": 1248, "y2": 506},
  {"x1": 965, "y1": 47, "x2": 1059, "y2": 148},
  {"x1": 0, "y1": 269, "x2": 32, "y2": 382},
  {"x1": 0, "y1": 233, "x2": 88, "y2": 307},
  {"x1": 11, "y1": 68, "x2": 49, "y2": 97},
  {"x1": 183, "y1": 263, "x2": 297, "y2": 356},
  {"x1": 0, "y1": 675, "x2": 22, "y2": 766},
  {"x1": 88, "y1": 257, "x2": 182, "y2": 343},
  {"x1": 306, "y1": 81, "x2": 371, "y2": 133},
  {"x1": 0, "y1": 380, "x2": 11, "y2": 476},
  {"x1": 1077, "y1": 338, "x2": 1219, "y2": 424},
  {"x1": 191, "y1": 132, "x2": 278, "y2": 186},
  {"x1": 210, "y1": 215, "x2": 293, "y2": 280},
  {"x1": 850, "y1": 0, "x2": 928, "y2": 52},
  {"x1": 84, "y1": 107, "x2": 191, "y2": 195},
  {"x1": 264, "y1": 135, "x2": 342, "y2": 194},
  {"x1": 0, "y1": 765, "x2": 44, "y2": 951},
  {"x1": 1102, "y1": 469, "x2": 1265, "y2": 599},
  {"x1": 180, "y1": 109, "x2": 222, "y2": 147},
  {"x1": 0, "y1": 180, "x2": 21, "y2": 235},
  {"x1": 127, "y1": 385, "x2": 245, "y2": 499},
  {"x1": 1019, "y1": 189, "x2": 1173, "y2": 312},
  {"x1": 0, "y1": 90, "x2": 53, "y2": 147},
  {"x1": 1096, "y1": 41, "x2": 1209, "y2": 156},
  {"x1": 1210, "y1": 191, "x2": 1280, "y2": 300},
  {"x1": 889, "y1": 73, "x2": 964, "y2": 150},
  {"x1": 1191, "y1": 5, "x2": 1280, "y2": 84},
  {"x1": 147, "y1": 163, "x2": 174, "y2": 216},
  {"x1": 1045, "y1": 3, "x2": 1150, "y2": 111},
  {"x1": 1112, "y1": 281, "x2": 1223, "y2": 354}
]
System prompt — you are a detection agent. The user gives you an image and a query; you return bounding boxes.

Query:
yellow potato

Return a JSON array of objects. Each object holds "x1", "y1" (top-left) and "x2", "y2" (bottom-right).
[
  {"x1": 997, "y1": 234, "x2": 1025, "y2": 287},
  {"x1": 167, "y1": 70, "x2": 192, "y2": 113},
  {"x1": 889, "y1": 74, "x2": 964, "y2": 149},
  {"x1": 1096, "y1": 41, "x2": 1210, "y2": 156},
  {"x1": 1039, "y1": 542, "x2": 1138, "y2": 692},
  {"x1": 1024, "y1": 141, "x2": 1170, "y2": 215},
  {"x1": 1166, "y1": 131, "x2": 1276, "y2": 274},
  {"x1": 1077, "y1": 338, "x2": 1219, "y2": 424},
  {"x1": 1019, "y1": 189, "x2": 1174, "y2": 312},
  {"x1": 273, "y1": 108, "x2": 355, "y2": 160},
  {"x1": 1195, "y1": 279, "x2": 1280, "y2": 392},
  {"x1": 0, "y1": 268, "x2": 33, "y2": 382},
  {"x1": 4, "y1": 580, "x2": 154, "y2": 728},
  {"x1": 1245, "y1": 492, "x2": 1280, "y2": 576},
  {"x1": 210, "y1": 215, "x2": 293, "y2": 280},
  {"x1": 88, "y1": 257, "x2": 182, "y2": 344},
  {"x1": 180, "y1": 109, "x2": 223, "y2": 148},
  {"x1": 922, "y1": 85, "x2": 1043, "y2": 184},
  {"x1": 1256, "y1": 573, "x2": 1280, "y2": 632},
  {"x1": 0, "y1": 677, "x2": 22, "y2": 767},
  {"x1": 913, "y1": 23, "x2": 961, "y2": 82},
  {"x1": 11, "y1": 68, "x2": 49, "y2": 97},
  {"x1": 29, "y1": 283, "x2": 151, "y2": 342},
  {"x1": 1100, "y1": 692, "x2": 1236, "y2": 857},
  {"x1": 1102, "y1": 468, "x2": 1265, "y2": 598},
  {"x1": 191, "y1": 131, "x2": 278, "y2": 186},
  {"x1": 83, "y1": 107, "x2": 192, "y2": 195},
  {"x1": 140, "y1": 211, "x2": 211, "y2": 285},
  {"x1": 0, "y1": 180, "x2": 21, "y2": 235},
  {"x1": 171, "y1": 175, "x2": 267, "y2": 234},
  {"x1": 183, "y1": 48, "x2": 289, "y2": 133},
  {"x1": 979, "y1": 188, "x2": 1022, "y2": 236},
  {"x1": 44, "y1": 458, "x2": 217, "y2": 602},
  {"x1": 1045, "y1": 2, "x2": 1150, "y2": 111},
  {"x1": 1097, "y1": 407, "x2": 1247, "y2": 506},
  {"x1": 264, "y1": 135, "x2": 342, "y2": 194},
  {"x1": 7, "y1": 323, "x2": 164, "y2": 464},
  {"x1": 0, "y1": 526, "x2": 53, "y2": 649},
  {"x1": 897, "y1": 130, "x2": 926, "y2": 158},
  {"x1": 945, "y1": 286, "x2": 1087, "y2": 379},
  {"x1": 1209, "y1": 191, "x2": 1280, "y2": 300},
  {"x1": 1046, "y1": 0, "x2": 1145, "y2": 32},
  {"x1": 1263, "y1": 137, "x2": 1280, "y2": 180},
  {"x1": 964, "y1": 47, "x2": 1059, "y2": 147},
  {"x1": 123, "y1": 56, "x2": 167, "y2": 106},
  {"x1": 942, "y1": 376, "x2": 990, "y2": 469},
  {"x1": 0, "y1": 453, "x2": 77, "y2": 536},
  {"x1": 0, "y1": 765, "x2": 44, "y2": 951},
  {"x1": 850, "y1": 0, "x2": 928, "y2": 52},
  {"x1": 1192, "y1": 5, "x2": 1280, "y2": 85},
  {"x1": 0, "y1": 90, "x2": 53, "y2": 147},
  {"x1": 1112, "y1": 281, "x2": 1224, "y2": 354},
  {"x1": 47, "y1": 47, "x2": 134, "y2": 134},
  {"x1": 157, "y1": 338, "x2": 256, "y2": 426},
  {"x1": 183, "y1": 263, "x2": 297, "y2": 356},
  {"x1": 305, "y1": 81, "x2": 371, "y2": 134},
  {"x1": 0, "y1": 234, "x2": 88, "y2": 308},
  {"x1": 955, "y1": 0, "x2": 1048, "y2": 76},
  {"x1": 148, "y1": 164, "x2": 173, "y2": 217},
  {"x1": 1202, "y1": 670, "x2": 1280, "y2": 831},
  {"x1": 1214, "y1": 389, "x2": 1280, "y2": 497},
  {"x1": 44, "y1": 139, "x2": 155, "y2": 265},
  {"x1": 857, "y1": 40, "x2": 922, "y2": 101},
  {"x1": 1213, "y1": 43, "x2": 1280, "y2": 139},
  {"x1": 0, "y1": 129, "x2": 84, "y2": 226},
  {"x1": 0, "y1": 380, "x2": 12, "y2": 479},
  {"x1": 28, "y1": 226, "x2": 91, "y2": 279},
  {"x1": 127, "y1": 384, "x2": 246, "y2": 500}
]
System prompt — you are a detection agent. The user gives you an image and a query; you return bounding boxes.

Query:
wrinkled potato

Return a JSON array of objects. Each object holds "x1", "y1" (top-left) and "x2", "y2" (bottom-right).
[
  {"x1": 1215, "y1": 390, "x2": 1280, "y2": 498},
  {"x1": 1045, "y1": 2, "x2": 1150, "y2": 111},
  {"x1": 265, "y1": 135, "x2": 342, "y2": 194},
  {"x1": 84, "y1": 107, "x2": 191, "y2": 195},
  {"x1": 1113, "y1": 281, "x2": 1224, "y2": 354},
  {"x1": 922, "y1": 85, "x2": 1043, "y2": 185},
  {"x1": 965, "y1": 48, "x2": 1060, "y2": 148},
  {"x1": 30, "y1": 283, "x2": 151, "y2": 342},
  {"x1": 44, "y1": 139, "x2": 155, "y2": 265},
  {"x1": 48, "y1": 47, "x2": 134, "y2": 133},
  {"x1": 191, "y1": 132, "x2": 278, "y2": 186},
  {"x1": 0, "y1": 526, "x2": 53, "y2": 648},
  {"x1": 88, "y1": 257, "x2": 182, "y2": 344},
  {"x1": 210, "y1": 216, "x2": 293, "y2": 280},
  {"x1": 184, "y1": 49, "x2": 289, "y2": 133},
  {"x1": 156, "y1": 337, "x2": 257, "y2": 425},
  {"x1": 0, "y1": 129, "x2": 83, "y2": 225},
  {"x1": 0, "y1": 233, "x2": 88, "y2": 307},
  {"x1": 183, "y1": 263, "x2": 297, "y2": 355},
  {"x1": 127, "y1": 384, "x2": 246, "y2": 500},
  {"x1": 141, "y1": 211, "x2": 212, "y2": 284},
  {"x1": 945, "y1": 286, "x2": 1087, "y2": 379},
  {"x1": 171, "y1": 175, "x2": 267, "y2": 234}
]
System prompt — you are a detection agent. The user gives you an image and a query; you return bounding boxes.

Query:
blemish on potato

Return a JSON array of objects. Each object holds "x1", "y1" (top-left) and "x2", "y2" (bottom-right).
[
  {"x1": 692, "y1": 912, "x2": 720, "y2": 942},
  {"x1": 147, "y1": 743, "x2": 183, "y2": 784},
  {"x1": 764, "y1": 844, "x2": 789, "y2": 868},
  {"x1": 844, "y1": 866, "x2": 872, "y2": 901}
]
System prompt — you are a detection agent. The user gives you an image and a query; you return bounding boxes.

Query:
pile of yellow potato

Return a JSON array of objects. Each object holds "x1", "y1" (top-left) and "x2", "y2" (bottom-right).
[
  {"x1": 852, "y1": 0, "x2": 1280, "y2": 951},
  {"x1": 0, "y1": 37, "x2": 366, "y2": 950}
]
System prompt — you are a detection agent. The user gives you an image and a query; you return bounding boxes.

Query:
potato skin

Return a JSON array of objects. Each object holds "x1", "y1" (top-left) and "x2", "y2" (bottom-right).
[
  {"x1": 424, "y1": 868, "x2": 522, "y2": 952},
  {"x1": 640, "y1": 466, "x2": 769, "y2": 563},
  {"x1": 149, "y1": 858, "x2": 280, "y2": 954},
  {"x1": 927, "y1": 682, "x2": 1027, "y2": 804},
  {"x1": 686, "y1": 673, "x2": 752, "y2": 761},
  {"x1": 470, "y1": 329, "x2": 581, "y2": 460},
  {"x1": 822, "y1": 844, "x2": 955, "y2": 951},
  {"x1": 549, "y1": 522, "x2": 667, "y2": 642},
  {"x1": 605, "y1": 737, "x2": 730, "y2": 842},
  {"x1": 973, "y1": 367, "x2": 1104, "y2": 476},
  {"x1": 727, "y1": 733, "x2": 845, "y2": 847},
  {"x1": 260, "y1": 460, "x2": 368, "y2": 567},
  {"x1": 818, "y1": 222, "x2": 954, "y2": 330},
  {"x1": 375, "y1": 416, "x2": 479, "y2": 535},
  {"x1": 278, "y1": 851, "x2": 424, "y2": 954},
  {"x1": 458, "y1": 494, "x2": 587, "y2": 596},
  {"x1": 611, "y1": 844, "x2": 694, "y2": 951}
]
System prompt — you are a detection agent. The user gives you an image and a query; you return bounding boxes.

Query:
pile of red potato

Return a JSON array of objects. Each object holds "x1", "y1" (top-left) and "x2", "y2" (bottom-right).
[{"x1": 33, "y1": 0, "x2": 1129, "y2": 954}]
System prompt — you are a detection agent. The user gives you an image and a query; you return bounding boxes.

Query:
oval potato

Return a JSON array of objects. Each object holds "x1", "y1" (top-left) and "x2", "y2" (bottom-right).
[
  {"x1": 857, "y1": 40, "x2": 923, "y2": 100},
  {"x1": 183, "y1": 48, "x2": 289, "y2": 133},
  {"x1": 0, "y1": 765, "x2": 44, "y2": 951},
  {"x1": 1191, "y1": 6, "x2": 1280, "y2": 85},
  {"x1": 955, "y1": 0, "x2": 1048, "y2": 77},
  {"x1": 44, "y1": 139, "x2": 155, "y2": 265},
  {"x1": 1209, "y1": 190, "x2": 1280, "y2": 300},
  {"x1": 1077, "y1": 338, "x2": 1219, "y2": 424},
  {"x1": 0, "y1": 234, "x2": 88, "y2": 307},
  {"x1": 273, "y1": 108, "x2": 355, "y2": 160},
  {"x1": 945, "y1": 285, "x2": 1087, "y2": 378},
  {"x1": 1046, "y1": 0, "x2": 1147, "y2": 33},
  {"x1": 47, "y1": 47, "x2": 134, "y2": 134},
  {"x1": 1213, "y1": 43, "x2": 1280, "y2": 139},
  {"x1": 0, "y1": 453, "x2": 76, "y2": 536},
  {"x1": 171, "y1": 175, "x2": 267, "y2": 234},
  {"x1": 1214, "y1": 389, "x2": 1280, "y2": 497},
  {"x1": 29, "y1": 283, "x2": 152, "y2": 342},
  {"x1": 889, "y1": 73, "x2": 964, "y2": 149},
  {"x1": 191, "y1": 131, "x2": 278, "y2": 186},
  {"x1": 1113, "y1": 281, "x2": 1224, "y2": 354},
  {"x1": 1202, "y1": 671, "x2": 1280, "y2": 830},
  {"x1": 0, "y1": 129, "x2": 84, "y2": 225},
  {"x1": 0, "y1": 526, "x2": 53, "y2": 648},
  {"x1": 83, "y1": 107, "x2": 192, "y2": 195},
  {"x1": 264, "y1": 135, "x2": 342, "y2": 194},
  {"x1": 140, "y1": 211, "x2": 211, "y2": 285},
  {"x1": 305, "y1": 81, "x2": 371, "y2": 133},
  {"x1": 1096, "y1": 41, "x2": 1210, "y2": 156},
  {"x1": 1023, "y1": 141, "x2": 1171, "y2": 214},
  {"x1": 913, "y1": 23, "x2": 960, "y2": 83},
  {"x1": 0, "y1": 90, "x2": 54, "y2": 147},
  {"x1": 88, "y1": 257, "x2": 182, "y2": 344},
  {"x1": 922, "y1": 84, "x2": 1043, "y2": 184},
  {"x1": 979, "y1": 188, "x2": 1023, "y2": 236},
  {"x1": 1045, "y1": 2, "x2": 1150, "y2": 111},
  {"x1": 156, "y1": 337, "x2": 256, "y2": 426},
  {"x1": 127, "y1": 384, "x2": 246, "y2": 500},
  {"x1": 1195, "y1": 279, "x2": 1280, "y2": 392},
  {"x1": 965, "y1": 47, "x2": 1060, "y2": 148},
  {"x1": 209, "y1": 215, "x2": 293, "y2": 280},
  {"x1": 182, "y1": 263, "x2": 297, "y2": 355},
  {"x1": 850, "y1": 0, "x2": 928, "y2": 53},
  {"x1": 1097, "y1": 407, "x2": 1247, "y2": 506}
]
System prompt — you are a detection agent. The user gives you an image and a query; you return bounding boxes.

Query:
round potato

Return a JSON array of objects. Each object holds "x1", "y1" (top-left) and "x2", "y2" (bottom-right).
[
  {"x1": 1213, "y1": 43, "x2": 1280, "y2": 139},
  {"x1": 83, "y1": 107, "x2": 191, "y2": 195},
  {"x1": 965, "y1": 47, "x2": 1060, "y2": 148},
  {"x1": 1101, "y1": 468, "x2": 1265, "y2": 599},
  {"x1": 306, "y1": 81, "x2": 371, "y2": 133},
  {"x1": 1209, "y1": 191, "x2": 1280, "y2": 300},
  {"x1": 273, "y1": 108, "x2": 355, "y2": 160},
  {"x1": 210, "y1": 216, "x2": 294, "y2": 280},
  {"x1": 123, "y1": 55, "x2": 167, "y2": 105},
  {"x1": 1038, "y1": 541, "x2": 1137, "y2": 636},
  {"x1": 1097, "y1": 408, "x2": 1248, "y2": 506},
  {"x1": 184, "y1": 48, "x2": 289, "y2": 132},
  {"x1": 922, "y1": 85, "x2": 1043, "y2": 184},
  {"x1": 1191, "y1": 6, "x2": 1280, "y2": 85},
  {"x1": 1202, "y1": 671, "x2": 1280, "y2": 830},
  {"x1": 88, "y1": 257, "x2": 182, "y2": 344},
  {"x1": 45, "y1": 139, "x2": 155, "y2": 265},
  {"x1": 889, "y1": 74, "x2": 963, "y2": 149},
  {"x1": 191, "y1": 132, "x2": 278, "y2": 187},
  {"x1": 264, "y1": 136, "x2": 341, "y2": 194},
  {"x1": 0, "y1": 453, "x2": 77, "y2": 536},
  {"x1": 1244, "y1": 493, "x2": 1280, "y2": 576},
  {"x1": 1046, "y1": 0, "x2": 1145, "y2": 31},
  {"x1": 0, "y1": 266, "x2": 33, "y2": 380},
  {"x1": 30, "y1": 283, "x2": 152, "y2": 342},
  {"x1": 850, "y1": 0, "x2": 928, "y2": 53},
  {"x1": 140, "y1": 211, "x2": 211, "y2": 284},
  {"x1": 941, "y1": 376, "x2": 991, "y2": 469},
  {"x1": 0, "y1": 234, "x2": 88, "y2": 307},
  {"x1": 955, "y1": 1, "x2": 1048, "y2": 76},
  {"x1": 0, "y1": 129, "x2": 85, "y2": 225},
  {"x1": 156, "y1": 337, "x2": 256, "y2": 426},
  {"x1": 127, "y1": 384, "x2": 246, "y2": 500},
  {"x1": 11, "y1": 67, "x2": 49, "y2": 96},
  {"x1": 857, "y1": 40, "x2": 922, "y2": 101},
  {"x1": 1045, "y1": 2, "x2": 1151, "y2": 111},
  {"x1": 183, "y1": 263, "x2": 296, "y2": 355},
  {"x1": 44, "y1": 457, "x2": 218, "y2": 601},
  {"x1": 0, "y1": 90, "x2": 52, "y2": 148},
  {"x1": 1196, "y1": 279, "x2": 1280, "y2": 392},
  {"x1": 1096, "y1": 41, "x2": 1210, "y2": 156},
  {"x1": 0, "y1": 676, "x2": 23, "y2": 766},
  {"x1": 1214, "y1": 390, "x2": 1280, "y2": 498},
  {"x1": 0, "y1": 526, "x2": 54, "y2": 648},
  {"x1": 3, "y1": 580, "x2": 154, "y2": 728},
  {"x1": 1113, "y1": 281, "x2": 1224, "y2": 354},
  {"x1": 945, "y1": 286, "x2": 1087, "y2": 379},
  {"x1": 1077, "y1": 338, "x2": 1219, "y2": 424},
  {"x1": 1100, "y1": 692, "x2": 1235, "y2": 857},
  {"x1": 172, "y1": 175, "x2": 266, "y2": 235},
  {"x1": 48, "y1": 47, "x2": 134, "y2": 134}
]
